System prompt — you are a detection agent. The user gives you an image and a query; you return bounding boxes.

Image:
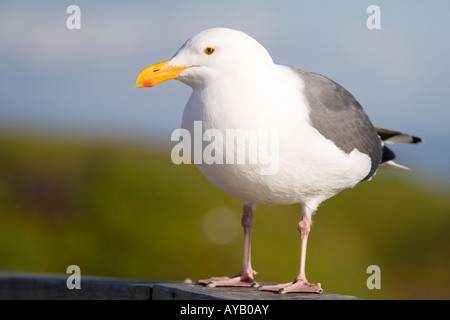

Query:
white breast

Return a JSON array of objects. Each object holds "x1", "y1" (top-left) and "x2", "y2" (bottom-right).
[{"x1": 180, "y1": 65, "x2": 371, "y2": 211}]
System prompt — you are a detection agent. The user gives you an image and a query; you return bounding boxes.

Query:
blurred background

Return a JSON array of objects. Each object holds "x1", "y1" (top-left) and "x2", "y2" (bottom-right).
[{"x1": 0, "y1": 0, "x2": 449, "y2": 299}]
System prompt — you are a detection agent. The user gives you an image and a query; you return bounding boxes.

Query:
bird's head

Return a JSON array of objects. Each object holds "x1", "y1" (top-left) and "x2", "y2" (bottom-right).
[{"x1": 135, "y1": 28, "x2": 274, "y2": 89}]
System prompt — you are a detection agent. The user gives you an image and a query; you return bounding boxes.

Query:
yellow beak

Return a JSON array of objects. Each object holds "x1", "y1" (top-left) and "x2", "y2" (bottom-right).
[{"x1": 135, "y1": 60, "x2": 190, "y2": 88}]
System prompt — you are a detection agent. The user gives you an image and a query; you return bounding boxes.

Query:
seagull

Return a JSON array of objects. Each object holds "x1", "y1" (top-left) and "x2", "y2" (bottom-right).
[{"x1": 135, "y1": 28, "x2": 422, "y2": 294}]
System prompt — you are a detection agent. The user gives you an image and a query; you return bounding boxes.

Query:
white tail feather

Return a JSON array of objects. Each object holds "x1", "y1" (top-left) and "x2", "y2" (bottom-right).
[{"x1": 379, "y1": 160, "x2": 410, "y2": 171}]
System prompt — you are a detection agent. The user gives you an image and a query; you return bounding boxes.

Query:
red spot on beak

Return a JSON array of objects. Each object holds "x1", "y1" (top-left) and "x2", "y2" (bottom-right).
[{"x1": 142, "y1": 79, "x2": 154, "y2": 87}]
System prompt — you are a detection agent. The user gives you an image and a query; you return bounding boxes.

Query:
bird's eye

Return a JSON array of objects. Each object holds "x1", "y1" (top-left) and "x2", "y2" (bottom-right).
[{"x1": 204, "y1": 47, "x2": 215, "y2": 55}]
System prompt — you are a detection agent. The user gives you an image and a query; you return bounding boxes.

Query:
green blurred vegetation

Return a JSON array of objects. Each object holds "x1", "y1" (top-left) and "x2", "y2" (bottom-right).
[{"x1": 0, "y1": 132, "x2": 449, "y2": 299}]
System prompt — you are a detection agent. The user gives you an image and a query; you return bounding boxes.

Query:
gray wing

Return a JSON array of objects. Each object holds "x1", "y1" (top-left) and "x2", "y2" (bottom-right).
[{"x1": 294, "y1": 68, "x2": 382, "y2": 181}]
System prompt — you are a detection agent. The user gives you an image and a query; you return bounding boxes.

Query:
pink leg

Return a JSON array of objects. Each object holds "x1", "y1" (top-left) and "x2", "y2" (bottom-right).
[
  {"x1": 197, "y1": 204, "x2": 259, "y2": 288},
  {"x1": 259, "y1": 214, "x2": 322, "y2": 293}
]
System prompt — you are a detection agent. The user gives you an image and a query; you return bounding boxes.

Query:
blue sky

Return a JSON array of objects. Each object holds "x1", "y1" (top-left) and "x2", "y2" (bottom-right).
[{"x1": 0, "y1": 0, "x2": 449, "y2": 185}]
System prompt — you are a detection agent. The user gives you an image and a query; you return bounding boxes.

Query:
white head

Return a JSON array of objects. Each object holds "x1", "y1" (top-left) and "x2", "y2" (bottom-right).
[{"x1": 135, "y1": 28, "x2": 274, "y2": 89}]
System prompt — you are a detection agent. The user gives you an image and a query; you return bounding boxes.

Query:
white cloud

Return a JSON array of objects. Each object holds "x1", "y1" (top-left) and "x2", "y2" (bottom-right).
[
  {"x1": 0, "y1": 2, "x2": 152, "y2": 67},
  {"x1": 0, "y1": 1, "x2": 280, "y2": 68}
]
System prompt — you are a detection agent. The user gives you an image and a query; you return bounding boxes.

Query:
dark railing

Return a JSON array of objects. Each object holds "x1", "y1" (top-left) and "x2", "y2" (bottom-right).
[{"x1": 0, "y1": 271, "x2": 360, "y2": 300}]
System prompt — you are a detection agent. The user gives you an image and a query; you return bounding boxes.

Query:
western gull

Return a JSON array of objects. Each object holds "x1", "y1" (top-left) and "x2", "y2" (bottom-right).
[{"x1": 135, "y1": 28, "x2": 422, "y2": 293}]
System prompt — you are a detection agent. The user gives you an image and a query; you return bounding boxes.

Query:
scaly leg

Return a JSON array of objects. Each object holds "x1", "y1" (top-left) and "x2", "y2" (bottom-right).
[
  {"x1": 259, "y1": 213, "x2": 322, "y2": 293},
  {"x1": 197, "y1": 203, "x2": 258, "y2": 288}
]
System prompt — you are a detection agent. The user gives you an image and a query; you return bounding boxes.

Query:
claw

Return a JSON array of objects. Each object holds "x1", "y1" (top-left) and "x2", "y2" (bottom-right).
[
  {"x1": 259, "y1": 281, "x2": 322, "y2": 294},
  {"x1": 197, "y1": 275, "x2": 258, "y2": 288}
]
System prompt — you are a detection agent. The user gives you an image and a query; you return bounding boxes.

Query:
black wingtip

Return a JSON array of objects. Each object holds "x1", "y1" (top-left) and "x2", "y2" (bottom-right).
[
  {"x1": 411, "y1": 136, "x2": 424, "y2": 144},
  {"x1": 381, "y1": 146, "x2": 396, "y2": 163}
]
